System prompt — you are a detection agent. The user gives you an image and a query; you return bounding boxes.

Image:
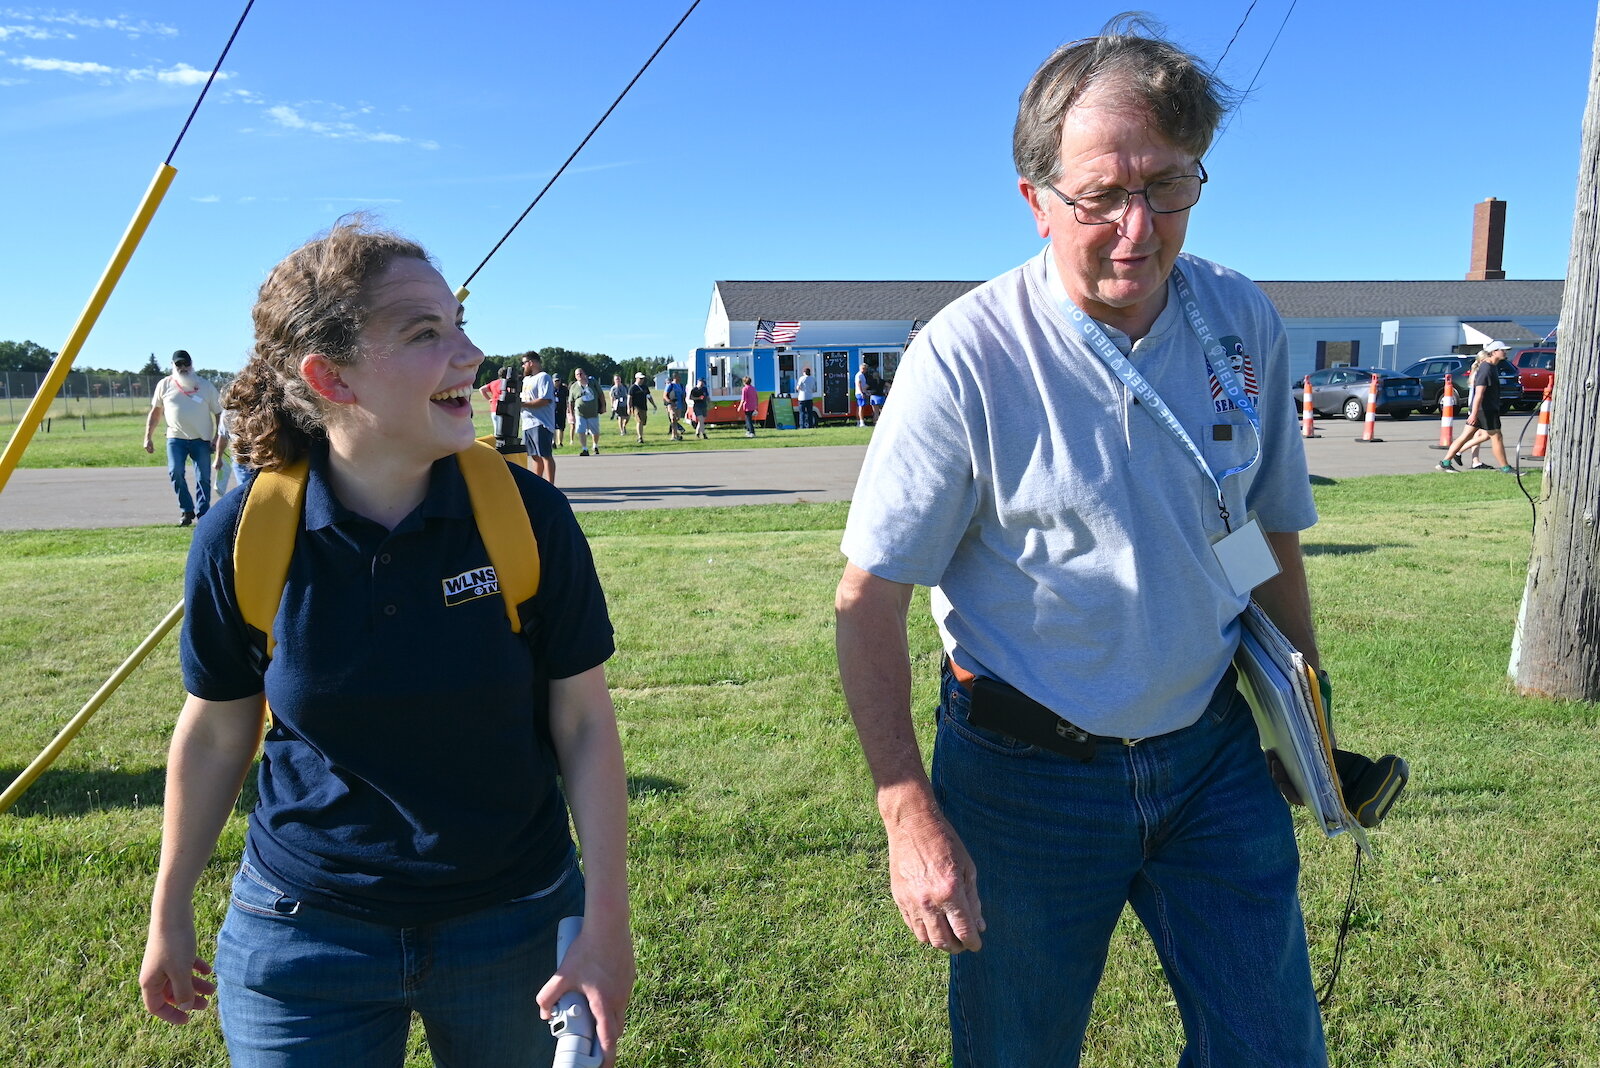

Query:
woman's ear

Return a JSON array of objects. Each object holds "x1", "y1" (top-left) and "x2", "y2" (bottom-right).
[{"x1": 299, "y1": 353, "x2": 356, "y2": 405}]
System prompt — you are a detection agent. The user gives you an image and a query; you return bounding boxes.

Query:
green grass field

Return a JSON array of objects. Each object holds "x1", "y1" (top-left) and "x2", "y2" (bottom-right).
[
  {"x1": 0, "y1": 411, "x2": 877, "y2": 469},
  {"x1": 2, "y1": 473, "x2": 1597, "y2": 1067}
]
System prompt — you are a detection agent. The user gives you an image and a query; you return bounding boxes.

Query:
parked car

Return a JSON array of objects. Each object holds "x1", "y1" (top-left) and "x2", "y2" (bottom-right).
[
  {"x1": 1509, "y1": 348, "x2": 1555, "y2": 400},
  {"x1": 1399, "y1": 355, "x2": 1526, "y2": 413},
  {"x1": 1299, "y1": 366, "x2": 1424, "y2": 421}
]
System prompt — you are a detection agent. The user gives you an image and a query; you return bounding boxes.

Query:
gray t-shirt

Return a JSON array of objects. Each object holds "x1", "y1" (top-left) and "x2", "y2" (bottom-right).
[{"x1": 841, "y1": 250, "x2": 1317, "y2": 738}]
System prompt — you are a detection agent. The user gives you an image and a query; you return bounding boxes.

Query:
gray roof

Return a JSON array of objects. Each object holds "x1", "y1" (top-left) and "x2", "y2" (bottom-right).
[
  {"x1": 715, "y1": 278, "x2": 1565, "y2": 322},
  {"x1": 716, "y1": 280, "x2": 984, "y2": 322},
  {"x1": 1252, "y1": 279, "x2": 1563, "y2": 319}
]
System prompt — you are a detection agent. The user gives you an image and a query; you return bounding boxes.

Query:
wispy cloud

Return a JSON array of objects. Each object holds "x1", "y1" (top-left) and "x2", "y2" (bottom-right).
[
  {"x1": 0, "y1": 9, "x2": 176, "y2": 38},
  {"x1": 0, "y1": 23, "x2": 61, "y2": 40},
  {"x1": 6, "y1": 55, "x2": 230, "y2": 84},
  {"x1": 266, "y1": 102, "x2": 438, "y2": 149},
  {"x1": 9, "y1": 55, "x2": 111, "y2": 74},
  {"x1": 191, "y1": 194, "x2": 221, "y2": 203}
]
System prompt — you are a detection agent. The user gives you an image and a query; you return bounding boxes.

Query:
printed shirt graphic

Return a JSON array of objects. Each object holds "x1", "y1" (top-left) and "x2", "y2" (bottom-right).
[
  {"x1": 441, "y1": 564, "x2": 500, "y2": 607},
  {"x1": 1209, "y1": 334, "x2": 1261, "y2": 414}
]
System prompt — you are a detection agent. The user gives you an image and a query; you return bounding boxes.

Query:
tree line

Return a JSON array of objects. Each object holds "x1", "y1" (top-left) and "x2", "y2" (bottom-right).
[
  {"x1": 5, "y1": 339, "x2": 673, "y2": 387},
  {"x1": 476, "y1": 347, "x2": 672, "y2": 388}
]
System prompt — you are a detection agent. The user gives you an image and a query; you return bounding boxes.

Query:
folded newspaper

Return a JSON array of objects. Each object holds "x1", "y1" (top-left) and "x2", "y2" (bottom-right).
[{"x1": 1234, "y1": 602, "x2": 1371, "y2": 854}]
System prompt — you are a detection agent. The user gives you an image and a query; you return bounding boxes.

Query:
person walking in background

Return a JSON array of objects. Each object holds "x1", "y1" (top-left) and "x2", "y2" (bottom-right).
[
  {"x1": 520, "y1": 352, "x2": 557, "y2": 485},
  {"x1": 854, "y1": 364, "x2": 875, "y2": 427},
  {"x1": 663, "y1": 373, "x2": 687, "y2": 441},
  {"x1": 689, "y1": 378, "x2": 710, "y2": 439},
  {"x1": 570, "y1": 366, "x2": 603, "y2": 456},
  {"x1": 738, "y1": 376, "x2": 759, "y2": 438},
  {"x1": 836, "y1": 20, "x2": 1333, "y2": 1066},
  {"x1": 211, "y1": 407, "x2": 250, "y2": 498},
  {"x1": 611, "y1": 374, "x2": 630, "y2": 437},
  {"x1": 138, "y1": 217, "x2": 633, "y2": 1066},
  {"x1": 552, "y1": 374, "x2": 570, "y2": 449},
  {"x1": 142, "y1": 349, "x2": 222, "y2": 526},
  {"x1": 795, "y1": 365, "x2": 818, "y2": 429},
  {"x1": 1439, "y1": 341, "x2": 1513, "y2": 473},
  {"x1": 627, "y1": 372, "x2": 656, "y2": 445}
]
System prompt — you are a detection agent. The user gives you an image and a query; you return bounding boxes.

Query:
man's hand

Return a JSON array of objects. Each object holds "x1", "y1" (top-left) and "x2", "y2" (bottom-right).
[
  {"x1": 143, "y1": 439, "x2": 155, "y2": 454},
  {"x1": 1266, "y1": 751, "x2": 1304, "y2": 806},
  {"x1": 139, "y1": 910, "x2": 216, "y2": 1025},
  {"x1": 535, "y1": 921, "x2": 635, "y2": 1068},
  {"x1": 885, "y1": 804, "x2": 985, "y2": 953}
]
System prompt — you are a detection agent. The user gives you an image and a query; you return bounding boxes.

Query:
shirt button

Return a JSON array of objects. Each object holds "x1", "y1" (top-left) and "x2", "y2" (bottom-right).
[
  {"x1": 384, "y1": 604, "x2": 397, "y2": 616},
  {"x1": 379, "y1": 553, "x2": 392, "y2": 565}
]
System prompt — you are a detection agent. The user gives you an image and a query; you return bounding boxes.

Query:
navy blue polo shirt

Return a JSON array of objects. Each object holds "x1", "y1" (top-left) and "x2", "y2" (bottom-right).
[{"x1": 181, "y1": 443, "x2": 614, "y2": 925}]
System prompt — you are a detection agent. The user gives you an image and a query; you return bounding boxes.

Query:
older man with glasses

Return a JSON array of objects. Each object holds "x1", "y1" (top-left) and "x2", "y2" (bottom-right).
[{"x1": 835, "y1": 16, "x2": 1329, "y2": 1067}]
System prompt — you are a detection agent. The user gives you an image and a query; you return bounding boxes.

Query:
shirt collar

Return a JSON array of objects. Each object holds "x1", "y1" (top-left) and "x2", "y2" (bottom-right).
[
  {"x1": 1039, "y1": 247, "x2": 1181, "y2": 356},
  {"x1": 302, "y1": 439, "x2": 474, "y2": 533}
]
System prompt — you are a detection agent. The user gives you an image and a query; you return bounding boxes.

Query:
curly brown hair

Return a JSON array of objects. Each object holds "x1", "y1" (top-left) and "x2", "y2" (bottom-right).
[
  {"x1": 1013, "y1": 13, "x2": 1234, "y2": 187},
  {"x1": 224, "y1": 215, "x2": 431, "y2": 471}
]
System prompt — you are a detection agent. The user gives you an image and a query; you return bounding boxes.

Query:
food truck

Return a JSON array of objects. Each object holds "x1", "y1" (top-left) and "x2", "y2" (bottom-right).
[{"x1": 684, "y1": 344, "x2": 899, "y2": 427}]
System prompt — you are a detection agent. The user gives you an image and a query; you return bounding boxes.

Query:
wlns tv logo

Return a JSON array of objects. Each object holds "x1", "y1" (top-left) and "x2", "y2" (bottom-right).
[{"x1": 441, "y1": 565, "x2": 500, "y2": 607}]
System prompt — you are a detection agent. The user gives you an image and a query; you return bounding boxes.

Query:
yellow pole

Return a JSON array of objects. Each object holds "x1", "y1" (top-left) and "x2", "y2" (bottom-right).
[
  {"x1": 0, "y1": 599, "x2": 185, "y2": 815},
  {"x1": 0, "y1": 162, "x2": 178, "y2": 498}
]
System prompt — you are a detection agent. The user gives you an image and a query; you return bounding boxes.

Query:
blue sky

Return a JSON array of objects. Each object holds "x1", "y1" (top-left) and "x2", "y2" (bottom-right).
[{"x1": 2, "y1": 1, "x2": 1595, "y2": 373}]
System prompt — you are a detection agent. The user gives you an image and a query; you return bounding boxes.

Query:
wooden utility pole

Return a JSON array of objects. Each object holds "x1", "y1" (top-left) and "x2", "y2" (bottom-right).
[{"x1": 1510, "y1": 7, "x2": 1600, "y2": 699}]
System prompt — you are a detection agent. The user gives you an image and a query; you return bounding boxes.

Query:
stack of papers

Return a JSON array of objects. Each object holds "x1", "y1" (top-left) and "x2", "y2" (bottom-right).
[{"x1": 1234, "y1": 602, "x2": 1370, "y2": 853}]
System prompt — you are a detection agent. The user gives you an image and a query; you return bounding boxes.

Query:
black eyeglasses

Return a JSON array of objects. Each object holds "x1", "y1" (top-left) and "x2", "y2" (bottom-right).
[{"x1": 1046, "y1": 160, "x2": 1208, "y2": 225}]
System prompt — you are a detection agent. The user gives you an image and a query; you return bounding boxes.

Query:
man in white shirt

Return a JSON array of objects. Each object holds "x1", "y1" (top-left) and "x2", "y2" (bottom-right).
[
  {"x1": 142, "y1": 350, "x2": 222, "y2": 526},
  {"x1": 794, "y1": 366, "x2": 818, "y2": 429}
]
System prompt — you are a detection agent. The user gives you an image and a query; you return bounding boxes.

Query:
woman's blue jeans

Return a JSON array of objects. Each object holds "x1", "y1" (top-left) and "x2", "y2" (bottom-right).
[
  {"x1": 215, "y1": 859, "x2": 584, "y2": 1067},
  {"x1": 934, "y1": 668, "x2": 1328, "y2": 1068}
]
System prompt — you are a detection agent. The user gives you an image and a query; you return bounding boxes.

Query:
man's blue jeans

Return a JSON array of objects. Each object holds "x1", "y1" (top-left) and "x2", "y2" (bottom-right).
[
  {"x1": 165, "y1": 436, "x2": 212, "y2": 517},
  {"x1": 934, "y1": 667, "x2": 1327, "y2": 1068},
  {"x1": 215, "y1": 858, "x2": 585, "y2": 1067}
]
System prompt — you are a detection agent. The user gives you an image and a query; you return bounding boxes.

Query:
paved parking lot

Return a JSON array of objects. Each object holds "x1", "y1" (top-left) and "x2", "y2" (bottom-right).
[{"x1": 0, "y1": 413, "x2": 1540, "y2": 531}]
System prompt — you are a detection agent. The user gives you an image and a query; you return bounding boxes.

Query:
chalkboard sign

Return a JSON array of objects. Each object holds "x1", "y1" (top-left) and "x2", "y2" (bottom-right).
[
  {"x1": 771, "y1": 397, "x2": 797, "y2": 429},
  {"x1": 822, "y1": 351, "x2": 850, "y2": 415}
]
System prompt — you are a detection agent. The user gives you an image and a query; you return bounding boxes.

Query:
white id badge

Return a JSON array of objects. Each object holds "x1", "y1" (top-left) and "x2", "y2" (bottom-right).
[{"x1": 1211, "y1": 516, "x2": 1280, "y2": 596}]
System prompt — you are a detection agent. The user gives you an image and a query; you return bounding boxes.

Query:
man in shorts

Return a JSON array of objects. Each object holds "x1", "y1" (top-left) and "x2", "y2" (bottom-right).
[
  {"x1": 627, "y1": 373, "x2": 656, "y2": 444},
  {"x1": 569, "y1": 366, "x2": 604, "y2": 456},
  {"x1": 519, "y1": 352, "x2": 556, "y2": 484}
]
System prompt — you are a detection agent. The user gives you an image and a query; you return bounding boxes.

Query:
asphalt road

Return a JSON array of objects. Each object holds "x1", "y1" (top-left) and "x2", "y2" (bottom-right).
[{"x1": 0, "y1": 413, "x2": 1541, "y2": 531}]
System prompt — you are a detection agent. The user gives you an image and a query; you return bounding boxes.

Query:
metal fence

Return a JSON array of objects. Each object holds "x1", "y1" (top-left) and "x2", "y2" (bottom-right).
[{"x1": 0, "y1": 371, "x2": 234, "y2": 422}]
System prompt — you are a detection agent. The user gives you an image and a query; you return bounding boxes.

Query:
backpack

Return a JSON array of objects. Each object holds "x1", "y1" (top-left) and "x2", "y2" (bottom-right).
[{"x1": 234, "y1": 441, "x2": 541, "y2": 659}]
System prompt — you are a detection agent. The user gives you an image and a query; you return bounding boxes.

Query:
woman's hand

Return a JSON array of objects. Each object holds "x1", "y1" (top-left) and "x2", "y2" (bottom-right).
[
  {"x1": 536, "y1": 918, "x2": 635, "y2": 1068},
  {"x1": 139, "y1": 908, "x2": 216, "y2": 1025}
]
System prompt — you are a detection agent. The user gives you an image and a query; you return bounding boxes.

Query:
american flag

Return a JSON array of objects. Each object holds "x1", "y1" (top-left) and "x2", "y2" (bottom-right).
[
  {"x1": 754, "y1": 319, "x2": 800, "y2": 345},
  {"x1": 905, "y1": 319, "x2": 926, "y2": 349}
]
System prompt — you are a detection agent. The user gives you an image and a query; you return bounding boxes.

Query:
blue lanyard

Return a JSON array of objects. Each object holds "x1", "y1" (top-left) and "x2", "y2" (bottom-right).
[{"x1": 1054, "y1": 265, "x2": 1261, "y2": 527}]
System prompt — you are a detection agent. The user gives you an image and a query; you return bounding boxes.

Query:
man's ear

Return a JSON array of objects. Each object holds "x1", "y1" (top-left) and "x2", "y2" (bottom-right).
[
  {"x1": 1018, "y1": 177, "x2": 1052, "y2": 239},
  {"x1": 299, "y1": 353, "x2": 356, "y2": 404}
]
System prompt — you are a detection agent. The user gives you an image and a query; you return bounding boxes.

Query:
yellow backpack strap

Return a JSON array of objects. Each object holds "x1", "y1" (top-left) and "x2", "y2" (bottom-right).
[
  {"x1": 456, "y1": 442, "x2": 540, "y2": 632},
  {"x1": 233, "y1": 457, "x2": 309, "y2": 660}
]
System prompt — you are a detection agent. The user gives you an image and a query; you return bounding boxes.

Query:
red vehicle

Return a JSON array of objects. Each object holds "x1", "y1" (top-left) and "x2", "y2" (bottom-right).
[{"x1": 1510, "y1": 348, "x2": 1555, "y2": 401}]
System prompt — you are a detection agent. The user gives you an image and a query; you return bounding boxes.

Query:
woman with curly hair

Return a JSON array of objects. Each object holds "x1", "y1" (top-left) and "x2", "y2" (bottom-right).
[{"x1": 139, "y1": 217, "x2": 633, "y2": 1067}]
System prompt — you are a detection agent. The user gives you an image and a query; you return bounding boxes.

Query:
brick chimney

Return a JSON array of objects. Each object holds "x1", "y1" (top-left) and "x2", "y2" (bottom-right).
[{"x1": 1467, "y1": 197, "x2": 1506, "y2": 280}]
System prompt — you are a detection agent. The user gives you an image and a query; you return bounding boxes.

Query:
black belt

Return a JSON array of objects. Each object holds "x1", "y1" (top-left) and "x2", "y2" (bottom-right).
[{"x1": 948, "y1": 658, "x2": 1142, "y2": 762}]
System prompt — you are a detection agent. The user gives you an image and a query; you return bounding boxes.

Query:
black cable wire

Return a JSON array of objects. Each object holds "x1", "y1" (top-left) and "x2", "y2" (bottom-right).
[
  {"x1": 1208, "y1": 0, "x2": 1299, "y2": 155},
  {"x1": 1216, "y1": 0, "x2": 1261, "y2": 70},
  {"x1": 459, "y1": 0, "x2": 704, "y2": 293},
  {"x1": 165, "y1": 0, "x2": 257, "y2": 166},
  {"x1": 1241, "y1": 0, "x2": 1299, "y2": 98},
  {"x1": 1316, "y1": 844, "x2": 1361, "y2": 1007}
]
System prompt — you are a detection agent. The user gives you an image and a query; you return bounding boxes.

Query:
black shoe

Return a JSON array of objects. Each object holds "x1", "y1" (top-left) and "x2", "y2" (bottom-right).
[
  {"x1": 178, "y1": 512, "x2": 194, "y2": 527},
  {"x1": 1334, "y1": 750, "x2": 1409, "y2": 828}
]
